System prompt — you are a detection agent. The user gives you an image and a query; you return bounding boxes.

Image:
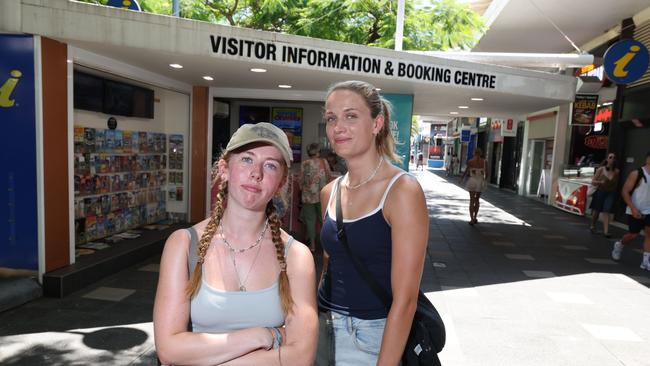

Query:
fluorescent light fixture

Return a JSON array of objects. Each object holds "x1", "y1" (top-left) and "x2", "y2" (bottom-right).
[
  {"x1": 376, "y1": 88, "x2": 382, "y2": 91},
  {"x1": 250, "y1": 68, "x2": 267, "y2": 73},
  {"x1": 602, "y1": 101, "x2": 613, "y2": 106},
  {"x1": 458, "y1": 106, "x2": 469, "y2": 109},
  {"x1": 449, "y1": 111, "x2": 459, "y2": 115},
  {"x1": 169, "y1": 63, "x2": 183, "y2": 69},
  {"x1": 278, "y1": 84, "x2": 292, "y2": 88},
  {"x1": 471, "y1": 97, "x2": 484, "y2": 101},
  {"x1": 203, "y1": 76, "x2": 214, "y2": 81}
]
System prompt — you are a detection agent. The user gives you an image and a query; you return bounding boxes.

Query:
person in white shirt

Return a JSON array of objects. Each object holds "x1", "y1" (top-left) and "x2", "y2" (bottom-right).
[{"x1": 612, "y1": 151, "x2": 650, "y2": 270}]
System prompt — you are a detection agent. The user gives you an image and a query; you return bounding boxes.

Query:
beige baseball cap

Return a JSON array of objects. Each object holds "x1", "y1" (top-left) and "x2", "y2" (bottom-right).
[{"x1": 225, "y1": 122, "x2": 293, "y2": 165}]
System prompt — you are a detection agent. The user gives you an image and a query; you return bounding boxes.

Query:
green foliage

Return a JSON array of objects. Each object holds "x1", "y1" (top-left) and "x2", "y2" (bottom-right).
[{"x1": 78, "y1": 0, "x2": 485, "y2": 51}]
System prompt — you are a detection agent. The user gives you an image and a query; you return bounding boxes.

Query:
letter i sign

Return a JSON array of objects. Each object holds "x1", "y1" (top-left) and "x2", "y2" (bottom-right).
[{"x1": 603, "y1": 39, "x2": 649, "y2": 84}]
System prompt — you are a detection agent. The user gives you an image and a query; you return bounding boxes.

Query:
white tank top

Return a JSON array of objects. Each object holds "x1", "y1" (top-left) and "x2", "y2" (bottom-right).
[{"x1": 626, "y1": 166, "x2": 650, "y2": 215}]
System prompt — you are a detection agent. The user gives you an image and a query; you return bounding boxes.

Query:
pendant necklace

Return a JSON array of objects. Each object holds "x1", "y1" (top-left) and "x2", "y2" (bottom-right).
[
  {"x1": 346, "y1": 157, "x2": 384, "y2": 190},
  {"x1": 218, "y1": 218, "x2": 269, "y2": 291}
]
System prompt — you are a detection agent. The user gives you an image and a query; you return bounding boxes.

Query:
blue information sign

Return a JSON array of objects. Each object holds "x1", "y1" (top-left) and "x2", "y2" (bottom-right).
[
  {"x1": 382, "y1": 94, "x2": 413, "y2": 171},
  {"x1": 107, "y1": 0, "x2": 142, "y2": 11},
  {"x1": 461, "y1": 129, "x2": 471, "y2": 143},
  {"x1": 603, "y1": 39, "x2": 649, "y2": 84},
  {"x1": 0, "y1": 35, "x2": 38, "y2": 270}
]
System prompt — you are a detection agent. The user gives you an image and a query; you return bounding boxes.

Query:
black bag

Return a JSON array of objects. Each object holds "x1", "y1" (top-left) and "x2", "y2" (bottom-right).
[{"x1": 334, "y1": 179, "x2": 445, "y2": 365}]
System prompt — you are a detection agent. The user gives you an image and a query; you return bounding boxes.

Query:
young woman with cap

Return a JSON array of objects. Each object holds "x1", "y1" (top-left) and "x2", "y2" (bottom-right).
[
  {"x1": 317, "y1": 81, "x2": 429, "y2": 365},
  {"x1": 154, "y1": 122, "x2": 318, "y2": 365}
]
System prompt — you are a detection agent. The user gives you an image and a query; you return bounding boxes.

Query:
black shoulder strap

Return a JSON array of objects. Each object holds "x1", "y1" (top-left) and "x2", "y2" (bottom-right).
[
  {"x1": 631, "y1": 167, "x2": 647, "y2": 194},
  {"x1": 335, "y1": 179, "x2": 392, "y2": 310}
]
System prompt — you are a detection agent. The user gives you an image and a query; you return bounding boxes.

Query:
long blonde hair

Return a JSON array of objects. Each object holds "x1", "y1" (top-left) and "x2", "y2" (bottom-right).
[
  {"x1": 326, "y1": 80, "x2": 400, "y2": 162},
  {"x1": 185, "y1": 149, "x2": 294, "y2": 315}
]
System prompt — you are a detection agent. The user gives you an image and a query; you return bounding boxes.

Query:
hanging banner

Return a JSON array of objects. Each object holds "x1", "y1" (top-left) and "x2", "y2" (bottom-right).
[
  {"x1": 382, "y1": 94, "x2": 413, "y2": 171},
  {"x1": 0, "y1": 35, "x2": 38, "y2": 270},
  {"x1": 271, "y1": 107, "x2": 303, "y2": 163},
  {"x1": 571, "y1": 94, "x2": 598, "y2": 125}
]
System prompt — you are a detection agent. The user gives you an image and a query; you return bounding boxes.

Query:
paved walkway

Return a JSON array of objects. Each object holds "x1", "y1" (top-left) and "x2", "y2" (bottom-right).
[{"x1": 1, "y1": 168, "x2": 649, "y2": 365}]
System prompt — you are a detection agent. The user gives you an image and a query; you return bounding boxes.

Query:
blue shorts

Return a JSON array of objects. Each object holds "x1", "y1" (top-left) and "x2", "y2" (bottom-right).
[
  {"x1": 331, "y1": 312, "x2": 386, "y2": 366},
  {"x1": 590, "y1": 190, "x2": 616, "y2": 213}
]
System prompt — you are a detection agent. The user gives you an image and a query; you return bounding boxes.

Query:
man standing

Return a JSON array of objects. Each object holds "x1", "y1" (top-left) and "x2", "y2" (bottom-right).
[{"x1": 612, "y1": 151, "x2": 650, "y2": 270}]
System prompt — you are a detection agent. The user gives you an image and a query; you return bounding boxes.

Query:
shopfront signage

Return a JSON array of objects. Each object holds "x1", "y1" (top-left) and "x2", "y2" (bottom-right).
[
  {"x1": 584, "y1": 135, "x2": 608, "y2": 150},
  {"x1": 0, "y1": 34, "x2": 38, "y2": 270},
  {"x1": 271, "y1": 107, "x2": 303, "y2": 162},
  {"x1": 209, "y1": 35, "x2": 498, "y2": 90},
  {"x1": 603, "y1": 39, "x2": 649, "y2": 84},
  {"x1": 594, "y1": 105, "x2": 612, "y2": 124},
  {"x1": 571, "y1": 94, "x2": 598, "y2": 125}
]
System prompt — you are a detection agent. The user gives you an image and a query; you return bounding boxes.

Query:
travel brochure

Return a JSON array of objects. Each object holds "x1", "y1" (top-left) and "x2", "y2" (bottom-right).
[{"x1": 74, "y1": 127, "x2": 166, "y2": 154}]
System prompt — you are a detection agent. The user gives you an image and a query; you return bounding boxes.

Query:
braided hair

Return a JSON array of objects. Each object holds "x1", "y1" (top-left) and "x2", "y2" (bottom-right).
[{"x1": 185, "y1": 150, "x2": 293, "y2": 316}]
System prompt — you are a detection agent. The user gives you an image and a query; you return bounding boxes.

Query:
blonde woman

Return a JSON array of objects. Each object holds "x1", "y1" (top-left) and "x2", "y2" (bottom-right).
[
  {"x1": 154, "y1": 123, "x2": 317, "y2": 365},
  {"x1": 317, "y1": 81, "x2": 429, "y2": 365}
]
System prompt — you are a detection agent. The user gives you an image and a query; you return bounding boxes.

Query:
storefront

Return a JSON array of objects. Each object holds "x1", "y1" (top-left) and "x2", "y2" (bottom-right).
[{"x1": 0, "y1": 0, "x2": 579, "y2": 295}]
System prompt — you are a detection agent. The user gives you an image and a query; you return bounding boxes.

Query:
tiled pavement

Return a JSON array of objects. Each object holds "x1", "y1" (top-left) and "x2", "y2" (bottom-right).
[{"x1": 1, "y1": 168, "x2": 649, "y2": 365}]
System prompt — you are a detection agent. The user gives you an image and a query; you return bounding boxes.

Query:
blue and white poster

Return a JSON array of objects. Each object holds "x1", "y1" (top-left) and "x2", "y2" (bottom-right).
[
  {"x1": 0, "y1": 35, "x2": 38, "y2": 270},
  {"x1": 382, "y1": 94, "x2": 413, "y2": 171}
]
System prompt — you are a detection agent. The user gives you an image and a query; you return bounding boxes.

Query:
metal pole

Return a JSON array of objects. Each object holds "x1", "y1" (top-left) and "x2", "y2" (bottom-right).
[
  {"x1": 395, "y1": 0, "x2": 405, "y2": 51},
  {"x1": 172, "y1": 0, "x2": 179, "y2": 17}
]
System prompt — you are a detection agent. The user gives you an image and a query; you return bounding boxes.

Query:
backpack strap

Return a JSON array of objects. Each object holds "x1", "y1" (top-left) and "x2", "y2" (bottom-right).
[{"x1": 631, "y1": 167, "x2": 647, "y2": 195}]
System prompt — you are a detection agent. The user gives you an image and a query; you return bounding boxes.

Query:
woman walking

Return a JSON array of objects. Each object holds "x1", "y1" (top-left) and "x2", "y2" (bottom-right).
[
  {"x1": 462, "y1": 148, "x2": 487, "y2": 225},
  {"x1": 300, "y1": 142, "x2": 331, "y2": 252},
  {"x1": 153, "y1": 123, "x2": 317, "y2": 365},
  {"x1": 317, "y1": 81, "x2": 429, "y2": 365},
  {"x1": 590, "y1": 153, "x2": 620, "y2": 237}
]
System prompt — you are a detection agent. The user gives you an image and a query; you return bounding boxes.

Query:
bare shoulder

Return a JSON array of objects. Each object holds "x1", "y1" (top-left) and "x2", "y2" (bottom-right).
[
  {"x1": 281, "y1": 230, "x2": 315, "y2": 274},
  {"x1": 385, "y1": 172, "x2": 424, "y2": 207}
]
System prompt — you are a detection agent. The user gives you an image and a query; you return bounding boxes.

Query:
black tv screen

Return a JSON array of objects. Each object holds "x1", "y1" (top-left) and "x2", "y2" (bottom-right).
[
  {"x1": 132, "y1": 86, "x2": 154, "y2": 118},
  {"x1": 103, "y1": 79, "x2": 134, "y2": 117},
  {"x1": 74, "y1": 71, "x2": 104, "y2": 113}
]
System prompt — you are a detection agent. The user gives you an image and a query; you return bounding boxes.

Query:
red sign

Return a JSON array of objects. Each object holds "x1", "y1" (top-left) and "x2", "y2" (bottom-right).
[
  {"x1": 594, "y1": 105, "x2": 612, "y2": 123},
  {"x1": 584, "y1": 135, "x2": 608, "y2": 149}
]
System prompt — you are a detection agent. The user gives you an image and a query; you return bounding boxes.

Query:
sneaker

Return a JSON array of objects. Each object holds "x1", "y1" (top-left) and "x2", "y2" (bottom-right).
[
  {"x1": 611, "y1": 241, "x2": 623, "y2": 261},
  {"x1": 641, "y1": 262, "x2": 650, "y2": 271}
]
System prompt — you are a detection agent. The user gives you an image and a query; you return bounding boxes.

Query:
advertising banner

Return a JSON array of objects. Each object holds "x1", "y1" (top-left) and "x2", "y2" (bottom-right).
[
  {"x1": 0, "y1": 35, "x2": 38, "y2": 270},
  {"x1": 571, "y1": 94, "x2": 599, "y2": 125},
  {"x1": 271, "y1": 107, "x2": 303, "y2": 162},
  {"x1": 382, "y1": 94, "x2": 413, "y2": 171}
]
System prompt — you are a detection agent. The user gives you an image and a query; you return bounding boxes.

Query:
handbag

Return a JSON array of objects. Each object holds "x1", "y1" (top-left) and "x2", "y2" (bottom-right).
[{"x1": 334, "y1": 179, "x2": 445, "y2": 365}]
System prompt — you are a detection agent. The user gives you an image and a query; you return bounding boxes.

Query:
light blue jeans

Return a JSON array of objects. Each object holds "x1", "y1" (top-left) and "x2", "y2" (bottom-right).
[{"x1": 331, "y1": 312, "x2": 387, "y2": 366}]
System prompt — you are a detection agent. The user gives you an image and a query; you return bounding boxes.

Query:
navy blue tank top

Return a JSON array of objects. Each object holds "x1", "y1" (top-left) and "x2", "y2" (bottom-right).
[{"x1": 318, "y1": 172, "x2": 407, "y2": 319}]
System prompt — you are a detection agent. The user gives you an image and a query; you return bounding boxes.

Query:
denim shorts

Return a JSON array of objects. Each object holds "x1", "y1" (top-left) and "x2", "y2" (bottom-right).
[{"x1": 331, "y1": 312, "x2": 386, "y2": 366}]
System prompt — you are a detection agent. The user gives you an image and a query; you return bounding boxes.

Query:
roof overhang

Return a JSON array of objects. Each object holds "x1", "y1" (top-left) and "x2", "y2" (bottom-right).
[{"x1": 1, "y1": 0, "x2": 579, "y2": 119}]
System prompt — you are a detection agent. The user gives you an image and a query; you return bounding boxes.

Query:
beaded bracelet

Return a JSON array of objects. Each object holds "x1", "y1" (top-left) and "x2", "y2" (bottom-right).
[
  {"x1": 270, "y1": 327, "x2": 283, "y2": 348},
  {"x1": 265, "y1": 327, "x2": 276, "y2": 351}
]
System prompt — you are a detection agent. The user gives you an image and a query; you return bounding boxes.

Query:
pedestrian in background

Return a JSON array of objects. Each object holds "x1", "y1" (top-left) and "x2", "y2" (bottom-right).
[
  {"x1": 612, "y1": 151, "x2": 650, "y2": 270},
  {"x1": 317, "y1": 80, "x2": 429, "y2": 365},
  {"x1": 416, "y1": 152, "x2": 424, "y2": 170},
  {"x1": 461, "y1": 148, "x2": 487, "y2": 225},
  {"x1": 153, "y1": 123, "x2": 317, "y2": 365},
  {"x1": 589, "y1": 152, "x2": 619, "y2": 238},
  {"x1": 300, "y1": 142, "x2": 331, "y2": 252}
]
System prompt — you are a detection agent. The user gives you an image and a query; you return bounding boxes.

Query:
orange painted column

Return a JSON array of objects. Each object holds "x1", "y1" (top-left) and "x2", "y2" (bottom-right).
[
  {"x1": 41, "y1": 37, "x2": 70, "y2": 271},
  {"x1": 190, "y1": 86, "x2": 209, "y2": 223}
]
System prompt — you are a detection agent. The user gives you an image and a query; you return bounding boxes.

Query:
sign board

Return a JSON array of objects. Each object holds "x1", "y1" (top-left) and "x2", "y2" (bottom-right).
[
  {"x1": 502, "y1": 118, "x2": 516, "y2": 137},
  {"x1": 107, "y1": 0, "x2": 142, "y2": 11},
  {"x1": 383, "y1": 94, "x2": 413, "y2": 171},
  {"x1": 461, "y1": 128, "x2": 471, "y2": 143},
  {"x1": 0, "y1": 35, "x2": 38, "y2": 270},
  {"x1": 584, "y1": 135, "x2": 608, "y2": 149},
  {"x1": 571, "y1": 94, "x2": 599, "y2": 125},
  {"x1": 271, "y1": 107, "x2": 303, "y2": 163},
  {"x1": 603, "y1": 39, "x2": 649, "y2": 84}
]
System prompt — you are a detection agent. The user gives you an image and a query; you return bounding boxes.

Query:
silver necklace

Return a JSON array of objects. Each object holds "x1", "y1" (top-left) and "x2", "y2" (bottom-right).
[
  {"x1": 219, "y1": 218, "x2": 268, "y2": 253},
  {"x1": 228, "y1": 240, "x2": 263, "y2": 292},
  {"x1": 218, "y1": 219, "x2": 269, "y2": 292},
  {"x1": 346, "y1": 157, "x2": 384, "y2": 190}
]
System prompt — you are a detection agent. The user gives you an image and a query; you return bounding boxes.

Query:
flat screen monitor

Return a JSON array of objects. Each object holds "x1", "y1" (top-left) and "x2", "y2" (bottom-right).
[{"x1": 74, "y1": 71, "x2": 104, "y2": 113}]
